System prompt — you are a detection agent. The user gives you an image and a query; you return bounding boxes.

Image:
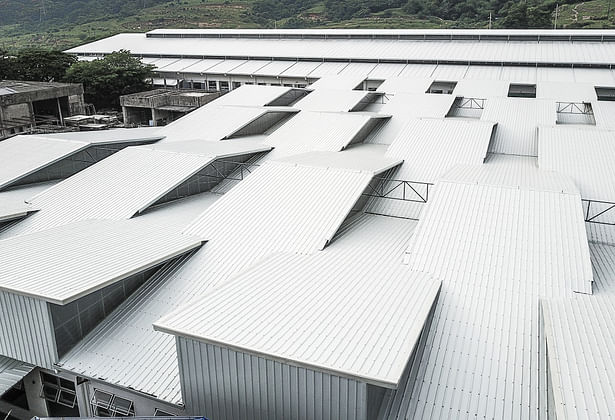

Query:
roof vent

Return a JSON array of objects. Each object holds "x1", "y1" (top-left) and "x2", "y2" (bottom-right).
[
  {"x1": 508, "y1": 83, "x2": 536, "y2": 98},
  {"x1": 595, "y1": 86, "x2": 615, "y2": 101},
  {"x1": 426, "y1": 80, "x2": 457, "y2": 94}
]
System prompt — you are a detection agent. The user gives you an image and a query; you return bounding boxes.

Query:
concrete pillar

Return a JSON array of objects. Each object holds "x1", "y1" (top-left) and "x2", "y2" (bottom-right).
[
  {"x1": 23, "y1": 369, "x2": 49, "y2": 417},
  {"x1": 151, "y1": 108, "x2": 157, "y2": 127},
  {"x1": 56, "y1": 97, "x2": 64, "y2": 126}
]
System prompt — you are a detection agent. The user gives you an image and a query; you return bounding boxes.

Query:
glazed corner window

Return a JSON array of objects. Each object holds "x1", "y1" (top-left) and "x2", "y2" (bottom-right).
[{"x1": 508, "y1": 83, "x2": 536, "y2": 98}]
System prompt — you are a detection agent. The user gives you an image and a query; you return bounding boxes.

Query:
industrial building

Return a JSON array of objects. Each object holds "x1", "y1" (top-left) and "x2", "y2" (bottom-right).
[
  {"x1": 0, "y1": 80, "x2": 85, "y2": 140},
  {"x1": 0, "y1": 28, "x2": 614, "y2": 419}
]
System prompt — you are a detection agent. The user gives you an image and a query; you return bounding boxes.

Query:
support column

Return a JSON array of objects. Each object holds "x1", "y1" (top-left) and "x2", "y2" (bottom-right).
[
  {"x1": 150, "y1": 108, "x2": 157, "y2": 127},
  {"x1": 56, "y1": 97, "x2": 64, "y2": 126}
]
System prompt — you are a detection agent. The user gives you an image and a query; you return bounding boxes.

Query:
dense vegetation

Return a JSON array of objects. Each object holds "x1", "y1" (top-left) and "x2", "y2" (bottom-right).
[
  {"x1": 0, "y1": 49, "x2": 154, "y2": 109},
  {"x1": 0, "y1": 0, "x2": 613, "y2": 51}
]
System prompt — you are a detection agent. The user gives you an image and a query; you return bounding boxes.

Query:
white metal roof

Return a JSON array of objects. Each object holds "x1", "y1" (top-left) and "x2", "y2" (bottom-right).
[
  {"x1": 385, "y1": 118, "x2": 495, "y2": 182},
  {"x1": 294, "y1": 89, "x2": 372, "y2": 112},
  {"x1": 176, "y1": 58, "x2": 224, "y2": 73},
  {"x1": 0, "y1": 129, "x2": 164, "y2": 190},
  {"x1": 538, "y1": 125, "x2": 615, "y2": 202},
  {"x1": 381, "y1": 156, "x2": 592, "y2": 419},
  {"x1": 481, "y1": 97, "x2": 556, "y2": 156},
  {"x1": 264, "y1": 111, "x2": 389, "y2": 158},
  {"x1": 59, "y1": 148, "x2": 398, "y2": 404},
  {"x1": 540, "y1": 242, "x2": 615, "y2": 420},
  {"x1": 66, "y1": 32, "x2": 615, "y2": 66},
  {"x1": 1, "y1": 140, "x2": 269, "y2": 237},
  {"x1": 208, "y1": 84, "x2": 292, "y2": 106},
  {"x1": 0, "y1": 355, "x2": 34, "y2": 396},
  {"x1": 0, "y1": 219, "x2": 203, "y2": 305},
  {"x1": 154, "y1": 214, "x2": 440, "y2": 388},
  {"x1": 279, "y1": 60, "x2": 323, "y2": 78},
  {"x1": 156, "y1": 105, "x2": 291, "y2": 142}
]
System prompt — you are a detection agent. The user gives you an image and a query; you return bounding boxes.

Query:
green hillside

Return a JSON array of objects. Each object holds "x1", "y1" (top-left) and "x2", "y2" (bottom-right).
[{"x1": 0, "y1": 0, "x2": 613, "y2": 52}]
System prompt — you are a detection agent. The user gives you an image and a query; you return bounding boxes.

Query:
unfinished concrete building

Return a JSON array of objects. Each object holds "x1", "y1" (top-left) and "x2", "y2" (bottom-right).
[
  {"x1": 120, "y1": 88, "x2": 222, "y2": 126},
  {"x1": 0, "y1": 80, "x2": 85, "y2": 140}
]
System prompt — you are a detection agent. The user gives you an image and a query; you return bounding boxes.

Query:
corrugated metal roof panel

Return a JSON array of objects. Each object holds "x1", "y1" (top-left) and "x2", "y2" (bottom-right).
[
  {"x1": 225, "y1": 59, "x2": 272, "y2": 75},
  {"x1": 200, "y1": 84, "x2": 292, "y2": 107},
  {"x1": 155, "y1": 58, "x2": 203, "y2": 72},
  {"x1": 67, "y1": 33, "x2": 615, "y2": 66},
  {"x1": 31, "y1": 128, "x2": 164, "y2": 145},
  {"x1": 204, "y1": 59, "x2": 247, "y2": 74},
  {"x1": 368, "y1": 63, "x2": 407, "y2": 79},
  {"x1": 155, "y1": 214, "x2": 440, "y2": 389},
  {"x1": 308, "y1": 75, "x2": 366, "y2": 90},
  {"x1": 252, "y1": 60, "x2": 296, "y2": 76},
  {"x1": 59, "y1": 153, "x2": 393, "y2": 405},
  {"x1": 0, "y1": 136, "x2": 88, "y2": 190},
  {"x1": 593, "y1": 101, "x2": 615, "y2": 130},
  {"x1": 0, "y1": 356, "x2": 34, "y2": 395},
  {"x1": 538, "y1": 125, "x2": 615, "y2": 202},
  {"x1": 377, "y1": 78, "x2": 432, "y2": 94},
  {"x1": 178, "y1": 58, "x2": 224, "y2": 73},
  {"x1": 537, "y1": 81, "x2": 597, "y2": 101},
  {"x1": 541, "y1": 244, "x2": 615, "y2": 419},
  {"x1": 481, "y1": 97, "x2": 556, "y2": 156},
  {"x1": 385, "y1": 118, "x2": 495, "y2": 182},
  {"x1": 430, "y1": 64, "x2": 468, "y2": 79},
  {"x1": 0, "y1": 219, "x2": 204, "y2": 304},
  {"x1": 306, "y1": 62, "x2": 349, "y2": 78},
  {"x1": 338, "y1": 62, "x2": 377, "y2": 77},
  {"x1": 454, "y1": 79, "x2": 509, "y2": 97},
  {"x1": 381, "y1": 157, "x2": 592, "y2": 419},
  {"x1": 2, "y1": 141, "x2": 268, "y2": 236},
  {"x1": 294, "y1": 89, "x2": 374, "y2": 112},
  {"x1": 264, "y1": 111, "x2": 386, "y2": 158},
  {"x1": 279, "y1": 60, "x2": 323, "y2": 78},
  {"x1": 149, "y1": 57, "x2": 181, "y2": 70}
]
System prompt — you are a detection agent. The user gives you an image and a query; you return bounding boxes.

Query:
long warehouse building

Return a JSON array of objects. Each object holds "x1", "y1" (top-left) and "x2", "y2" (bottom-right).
[{"x1": 0, "y1": 29, "x2": 613, "y2": 420}]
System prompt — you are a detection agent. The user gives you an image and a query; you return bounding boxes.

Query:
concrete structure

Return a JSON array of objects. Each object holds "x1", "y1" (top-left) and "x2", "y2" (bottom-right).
[
  {"x1": 0, "y1": 29, "x2": 615, "y2": 420},
  {"x1": 120, "y1": 88, "x2": 222, "y2": 126},
  {"x1": 0, "y1": 80, "x2": 85, "y2": 140}
]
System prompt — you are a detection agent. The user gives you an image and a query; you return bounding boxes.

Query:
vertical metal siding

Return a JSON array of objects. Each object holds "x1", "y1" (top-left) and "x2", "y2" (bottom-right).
[
  {"x1": 0, "y1": 291, "x2": 56, "y2": 368},
  {"x1": 177, "y1": 337, "x2": 368, "y2": 420}
]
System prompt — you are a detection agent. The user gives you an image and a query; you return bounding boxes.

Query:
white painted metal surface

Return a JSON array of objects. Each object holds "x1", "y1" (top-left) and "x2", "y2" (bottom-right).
[
  {"x1": 541, "y1": 242, "x2": 615, "y2": 420},
  {"x1": 294, "y1": 89, "x2": 374, "y2": 112},
  {"x1": 481, "y1": 97, "x2": 556, "y2": 156},
  {"x1": 66, "y1": 31, "x2": 615, "y2": 66},
  {"x1": 381, "y1": 156, "x2": 592, "y2": 419},
  {"x1": 0, "y1": 355, "x2": 34, "y2": 395},
  {"x1": 1, "y1": 140, "x2": 269, "y2": 236},
  {"x1": 0, "y1": 219, "x2": 204, "y2": 304},
  {"x1": 538, "y1": 125, "x2": 615, "y2": 202}
]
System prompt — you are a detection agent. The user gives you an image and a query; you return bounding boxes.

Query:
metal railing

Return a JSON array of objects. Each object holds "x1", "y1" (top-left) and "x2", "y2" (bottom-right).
[
  {"x1": 583, "y1": 199, "x2": 615, "y2": 226},
  {"x1": 363, "y1": 177, "x2": 434, "y2": 203}
]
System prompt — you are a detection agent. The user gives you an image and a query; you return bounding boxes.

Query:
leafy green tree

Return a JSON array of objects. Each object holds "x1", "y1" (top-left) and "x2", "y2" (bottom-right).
[
  {"x1": 65, "y1": 50, "x2": 154, "y2": 109},
  {"x1": 12, "y1": 49, "x2": 77, "y2": 82}
]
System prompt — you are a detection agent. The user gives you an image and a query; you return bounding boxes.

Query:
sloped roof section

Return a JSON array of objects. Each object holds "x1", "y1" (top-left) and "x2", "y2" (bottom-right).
[
  {"x1": 540, "y1": 242, "x2": 615, "y2": 420},
  {"x1": 1, "y1": 140, "x2": 270, "y2": 237},
  {"x1": 381, "y1": 157, "x2": 592, "y2": 420},
  {"x1": 0, "y1": 129, "x2": 164, "y2": 190},
  {"x1": 155, "y1": 214, "x2": 440, "y2": 388},
  {"x1": 481, "y1": 97, "x2": 555, "y2": 156},
  {"x1": 538, "y1": 125, "x2": 615, "y2": 202},
  {"x1": 0, "y1": 219, "x2": 204, "y2": 305},
  {"x1": 0, "y1": 355, "x2": 34, "y2": 396}
]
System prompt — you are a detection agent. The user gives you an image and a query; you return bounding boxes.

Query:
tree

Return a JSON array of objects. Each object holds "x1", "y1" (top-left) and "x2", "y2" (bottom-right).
[
  {"x1": 65, "y1": 50, "x2": 154, "y2": 109},
  {"x1": 12, "y1": 49, "x2": 77, "y2": 82}
]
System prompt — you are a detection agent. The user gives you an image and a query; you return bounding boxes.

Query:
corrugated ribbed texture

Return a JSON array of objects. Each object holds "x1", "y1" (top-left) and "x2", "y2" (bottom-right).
[
  {"x1": 208, "y1": 85, "x2": 292, "y2": 106},
  {"x1": 0, "y1": 219, "x2": 203, "y2": 304},
  {"x1": 386, "y1": 118, "x2": 495, "y2": 182},
  {"x1": 67, "y1": 33, "x2": 615, "y2": 66},
  {"x1": 0, "y1": 291, "x2": 56, "y2": 367},
  {"x1": 0, "y1": 136, "x2": 88, "y2": 190},
  {"x1": 156, "y1": 215, "x2": 440, "y2": 388},
  {"x1": 264, "y1": 111, "x2": 381, "y2": 159},
  {"x1": 59, "y1": 154, "x2": 388, "y2": 405},
  {"x1": 2, "y1": 141, "x2": 268, "y2": 237},
  {"x1": 0, "y1": 355, "x2": 34, "y2": 395},
  {"x1": 482, "y1": 97, "x2": 555, "y2": 156},
  {"x1": 593, "y1": 101, "x2": 615, "y2": 129},
  {"x1": 178, "y1": 338, "x2": 368, "y2": 420},
  {"x1": 538, "y1": 126, "x2": 615, "y2": 202},
  {"x1": 364, "y1": 94, "x2": 456, "y2": 145},
  {"x1": 381, "y1": 158, "x2": 592, "y2": 419},
  {"x1": 541, "y1": 242, "x2": 615, "y2": 419},
  {"x1": 294, "y1": 89, "x2": 373, "y2": 112}
]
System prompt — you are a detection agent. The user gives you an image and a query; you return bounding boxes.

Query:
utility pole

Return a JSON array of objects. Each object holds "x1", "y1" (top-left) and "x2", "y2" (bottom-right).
[
  {"x1": 554, "y1": 3, "x2": 559, "y2": 29},
  {"x1": 489, "y1": 12, "x2": 492, "y2": 29},
  {"x1": 40, "y1": 0, "x2": 47, "y2": 23},
  {"x1": 608, "y1": 0, "x2": 612, "y2": 21}
]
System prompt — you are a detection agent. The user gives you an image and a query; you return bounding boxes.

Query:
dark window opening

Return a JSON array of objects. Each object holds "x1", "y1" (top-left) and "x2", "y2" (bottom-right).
[
  {"x1": 595, "y1": 86, "x2": 615, "y2": 101},
  {"x1": 508, "y1": 83, "x2": 536, "y2": 98},
  {"x1": 427, "y1": 80, "x2": 457, "y2": 94},
  {"x1": 40, "y1": 372, "x2": 79, "y2": 417}
]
